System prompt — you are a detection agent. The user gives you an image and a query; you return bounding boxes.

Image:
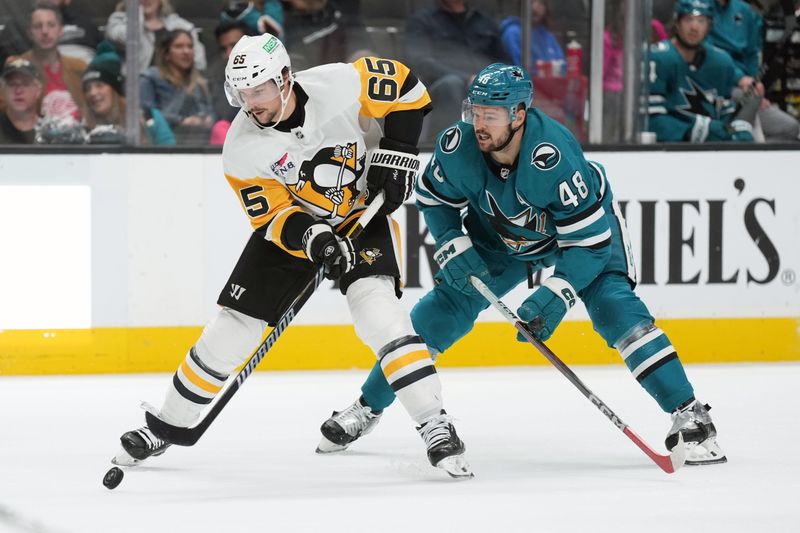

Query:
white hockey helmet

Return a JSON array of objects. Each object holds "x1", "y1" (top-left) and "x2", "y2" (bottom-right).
[{"x1": 224, "y1": 33, "x2": 292, "y2": 111}]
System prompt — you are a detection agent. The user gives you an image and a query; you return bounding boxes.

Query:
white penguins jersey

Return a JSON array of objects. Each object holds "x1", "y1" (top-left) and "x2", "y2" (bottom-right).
[{"x1": 222, "y1": 57, "x2": 431, "y2": 258}]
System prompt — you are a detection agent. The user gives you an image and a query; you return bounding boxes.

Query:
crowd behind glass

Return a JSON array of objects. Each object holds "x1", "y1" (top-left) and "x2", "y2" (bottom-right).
[{"x1": 0, "y1": 0, "x2": 798, "y2": 148}]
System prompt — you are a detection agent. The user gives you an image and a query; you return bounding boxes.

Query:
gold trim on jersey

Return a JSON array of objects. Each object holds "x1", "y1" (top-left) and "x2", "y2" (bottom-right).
[
  {"x1": 352, "y1": 57, "x2": 432, "y2": 118},
  {"x1": 224, "y1": 173, "x2": 306, "y2": 258}
]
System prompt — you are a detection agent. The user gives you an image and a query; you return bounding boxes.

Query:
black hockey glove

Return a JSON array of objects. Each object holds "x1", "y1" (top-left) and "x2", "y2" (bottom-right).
[
  {"x1": 302, "y1": 222, "x2": 356, "y2": 280},
  {"x1": 365, "y1": 138, "x2": 421, "y2": 216}
]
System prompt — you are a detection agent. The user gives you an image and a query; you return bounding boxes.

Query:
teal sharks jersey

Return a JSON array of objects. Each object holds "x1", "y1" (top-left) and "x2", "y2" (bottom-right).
[
  {"x1": 708, "y1": 0, "x2": 763, "y2": 78},
  {"x1": 416, "y1": 109, "x2": 614, "y2": 294},
  {"x1": 647, "y1": 39, "x2": 748, "y2": 142}
]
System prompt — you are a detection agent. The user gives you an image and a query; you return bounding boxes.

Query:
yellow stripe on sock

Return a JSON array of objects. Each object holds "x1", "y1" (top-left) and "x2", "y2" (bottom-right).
[
  {"x1": 180, "y1": 359, "x2": 223, "y2": 394},
  {"x1": 382, "y1": 349, "x2": 430, "y2": 378}
]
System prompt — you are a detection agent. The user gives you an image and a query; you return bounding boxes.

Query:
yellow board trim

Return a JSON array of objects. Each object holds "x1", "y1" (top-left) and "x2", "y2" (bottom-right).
[{"x1": 0, "y1": 317, "x2": 797, "y2": 376}]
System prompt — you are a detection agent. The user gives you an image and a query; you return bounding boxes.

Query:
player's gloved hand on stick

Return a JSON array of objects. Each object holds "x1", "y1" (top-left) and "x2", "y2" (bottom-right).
[
  {"x1": 516, "y1": 277, "x2": 577, "y2": 341},
  {"x1": 366, "y1": 137, "x2": 421, "y2": 216},
  {"x1": 434, "y1": 231, "x2": 491, "y2": 296},
  {"x1": 302, "y1": 222, "x2": 356, "y2": 280}
]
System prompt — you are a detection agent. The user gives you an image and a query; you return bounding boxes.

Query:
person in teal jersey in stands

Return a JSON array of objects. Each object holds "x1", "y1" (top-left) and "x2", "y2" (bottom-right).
[
  {"x1": 647, "y1": 0, "x2": 757, "y2": 142},
  {"x1": 708, "y1": 0, "x2": 800, "y2": 141},
  {"x1": 316, "y1": 63, "x2": 727, "y2": 467}
]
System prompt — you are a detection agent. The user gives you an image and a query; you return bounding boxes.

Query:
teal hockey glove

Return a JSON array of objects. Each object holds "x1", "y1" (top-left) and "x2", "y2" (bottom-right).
[
  {"x1": 434, "y1": 233, "x2": 490, "y2": 296},
  {"x1": 516, "y1": 277, "x2": 578, "y2": 341}
]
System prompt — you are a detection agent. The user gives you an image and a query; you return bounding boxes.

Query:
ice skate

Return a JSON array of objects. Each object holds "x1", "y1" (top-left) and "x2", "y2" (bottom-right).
[
  {"x1": 665, "y1": 400, "x2": 726, "y2": 465},
  {"x1": 417, "y1": 411, "x2": 473, "y2": 479},
  {"x1": 111, "y1": 426, "x2": 171, "y2": 467},
  {"x1": 316, "y1": 398, "x2": 383, "y2": 453}
]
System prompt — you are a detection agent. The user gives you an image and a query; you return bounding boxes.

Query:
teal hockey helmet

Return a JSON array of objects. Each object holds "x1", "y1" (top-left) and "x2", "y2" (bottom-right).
[
  {"x1": 674, "y1": 0, "x2": 714, "y2": 20},
  {"x1": 463, "y1": 63, "x2": 533, "y2": 126}
]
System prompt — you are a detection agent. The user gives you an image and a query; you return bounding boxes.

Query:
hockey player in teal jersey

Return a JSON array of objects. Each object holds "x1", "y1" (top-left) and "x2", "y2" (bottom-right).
[
  {"x1": 647, "y1": 0, "x2": 757, "y2": 142},
  {"x1": 317, "y1": 62, "x2": 727, "y2": 467}
]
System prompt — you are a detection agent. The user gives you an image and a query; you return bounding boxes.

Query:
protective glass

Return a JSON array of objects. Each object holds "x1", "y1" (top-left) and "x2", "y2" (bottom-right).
[
  {"x1": 461, "y1": 100, "x2": 513, "y2": 127},
  {"x1": 224, "y1": 78, "x2": 282, "y2": 110}
]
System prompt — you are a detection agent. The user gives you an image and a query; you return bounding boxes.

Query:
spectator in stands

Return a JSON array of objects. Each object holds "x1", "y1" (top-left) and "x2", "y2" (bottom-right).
[
  {"x1": 208, "y1": 21, "x2": 251, "y2": 145},
  {"x1": 280, "y1": 0, "x2": 365, "y2": 71},
  {"x1": 499, "y1": 0, "x2": 564, "y2": 76},
  {"x1": 140, "y1": 29, "x2": 213, "y2": 144},
  {"x1": 647, "y1": 0, "x2": 758, "y2": 142},
  {"x1": 82, "y1": 41, "x2": 174, "y2": 145},
  {"x1": 22, "y1": 1, "x2": 87, "y2": 121},
  {"x1": 0, "y1": 0, "x2": 100, "y2": 67},
  {"x1": 405, "y1": 0, "x2": 508, "y2": 144},
  {"x1": 0, "y1": 57, "x2": 42, "y2": 144},
  {"x1": 220, "y1": 1, "x2": 284, "y2": 37},
  {"x1": 46, "y1": 0, "x2": 103, "y2": 63},
  {"x1": 105, "y1": 0, "x2": 207, "y2": 74},
  {"x1": 708, "y1": 0, "x2": 800, "y2": 141}
]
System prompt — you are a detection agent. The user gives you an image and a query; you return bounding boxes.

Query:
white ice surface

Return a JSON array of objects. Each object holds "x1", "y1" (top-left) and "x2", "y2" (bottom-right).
[{"x1": 1, "y1": 364, "x2": 798, "y2": 533}]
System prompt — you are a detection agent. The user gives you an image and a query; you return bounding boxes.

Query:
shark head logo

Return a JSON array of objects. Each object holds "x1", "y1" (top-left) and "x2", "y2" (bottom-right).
[{"x1": 530, "y1": 143, "x2": 560, "y2": 171}]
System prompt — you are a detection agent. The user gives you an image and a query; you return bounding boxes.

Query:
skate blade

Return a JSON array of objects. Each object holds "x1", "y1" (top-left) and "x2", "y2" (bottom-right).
[
  {"x1": 684, "y1": 439, "x2": 727, "y2": 466},
  {"x1": 315, "y1": 436, "x2": 349, "y2": 454},
  {"x1": 435, "y1": 454, "x2": 474, "y2": 479},
  {"x1": 111, "y1": 447, "x2": 141, "y2": 467}
]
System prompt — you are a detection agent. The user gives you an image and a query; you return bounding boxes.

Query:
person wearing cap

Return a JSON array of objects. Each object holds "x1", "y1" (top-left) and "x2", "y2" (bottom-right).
[
  {"x1": 82, "y1": 41, "x2": 174, "y2": 145},
  {"x1": 0, "y1": 57, "x2": 42, "y2": 144},
  {"x1": 21, "y1": 1, "x2": 87, "y2": 121}
]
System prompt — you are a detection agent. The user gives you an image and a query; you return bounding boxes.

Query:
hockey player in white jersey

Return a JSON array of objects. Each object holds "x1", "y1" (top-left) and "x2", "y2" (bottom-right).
[{"x1": 111, "y1": 33, "x2": 472, "y2": 478}]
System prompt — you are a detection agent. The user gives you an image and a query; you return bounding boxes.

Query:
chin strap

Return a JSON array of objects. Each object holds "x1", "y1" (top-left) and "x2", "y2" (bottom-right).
[
  {"x1": 493, "y1": 121, "x2": 525, "y2": 153},
  {"x1": 248, "y1": 76, "x2": 295, "y2": 130}
]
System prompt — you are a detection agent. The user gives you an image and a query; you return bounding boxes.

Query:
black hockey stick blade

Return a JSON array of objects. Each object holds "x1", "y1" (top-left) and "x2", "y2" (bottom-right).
[
  {"x1": 144, "y1": 193, "x2": 386, "y2": 447},
  {"x1": 470, "y1": 276, "x2": 685, "y2": 474}
]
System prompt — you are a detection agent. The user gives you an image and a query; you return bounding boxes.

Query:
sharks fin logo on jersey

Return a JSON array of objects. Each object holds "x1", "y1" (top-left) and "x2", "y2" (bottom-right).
[
  {"x1": 480, "y1": 191, "x2": 550, "y2": 252},
  {"x1": 678, "y1": 77, "x2": 717, "y2": 118},
  {"x1": 531, "y1": 143, "x2": 561, "y2": 171},
  {"x1": 440, "y1": 126, "x2": 462, "y2": 154},
  {"x1": 287, "y1": 143, "x2": 366, "y2": 219}
]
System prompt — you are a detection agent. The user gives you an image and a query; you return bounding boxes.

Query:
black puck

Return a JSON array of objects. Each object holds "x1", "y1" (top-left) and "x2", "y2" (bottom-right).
[{"x1": 103, "y1": 466, "x2": 124, "y2": 490}]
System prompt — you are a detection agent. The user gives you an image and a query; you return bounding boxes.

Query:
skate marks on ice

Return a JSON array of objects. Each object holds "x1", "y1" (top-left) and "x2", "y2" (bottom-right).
[{"x1": 0, "y1": 365, "x2": 799, "y2": 532}]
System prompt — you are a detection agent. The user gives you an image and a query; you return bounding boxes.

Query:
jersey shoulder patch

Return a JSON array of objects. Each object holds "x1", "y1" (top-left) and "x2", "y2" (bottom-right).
[
  {"x1": 530, "y1": 142, "x2": 561, "y2": 171},
  {"x1": 439, "y1": 125, "x2": 463, "y2": 154}
]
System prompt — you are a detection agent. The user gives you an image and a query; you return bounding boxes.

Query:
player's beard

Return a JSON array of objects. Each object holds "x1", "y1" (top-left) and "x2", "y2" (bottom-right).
[
  {"x1": 476, "y1": 124, "x2": 513, "y2": 153},
  {"x1": 251, "y1": 106, "x2": 278, "y2": 126},
  {"x1": 476, "y1": 122, "x2": 522, "y2": 154}
]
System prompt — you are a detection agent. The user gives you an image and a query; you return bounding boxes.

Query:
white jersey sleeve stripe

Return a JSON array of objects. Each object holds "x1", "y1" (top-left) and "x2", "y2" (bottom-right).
[{"x1": 557, "y1": 228, "x2": 612, "y2": 248}]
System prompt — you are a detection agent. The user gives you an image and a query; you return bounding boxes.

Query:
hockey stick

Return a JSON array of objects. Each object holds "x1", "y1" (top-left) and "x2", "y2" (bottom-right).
[
  {"x1": 470, "y1": 276, "x2": 685, "y2": 474},
  {"x1": 144, "y1": 192, "x2": 386, "y2": 446}
]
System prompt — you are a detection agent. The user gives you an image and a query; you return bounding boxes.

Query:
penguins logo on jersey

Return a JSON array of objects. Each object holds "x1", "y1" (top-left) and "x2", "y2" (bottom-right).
[
  {"x1": 359, "y1": 247, "x2": 382, "y2": 265},
  {"x1": 290, "y1": 143, "x2": 366, "y2": 219},
  {"x1": 440, "y1": 126, "x2": 462, "y2": 154},
  {"x1": 531, "y1": 143, "x2": 560, "y2": 171}
]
